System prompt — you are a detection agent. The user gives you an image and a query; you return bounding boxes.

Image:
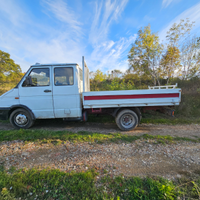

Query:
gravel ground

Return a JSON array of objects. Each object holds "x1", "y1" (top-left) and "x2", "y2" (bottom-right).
[{"x1": 0, "y1": 121, "x2": 200, "y2": 179}]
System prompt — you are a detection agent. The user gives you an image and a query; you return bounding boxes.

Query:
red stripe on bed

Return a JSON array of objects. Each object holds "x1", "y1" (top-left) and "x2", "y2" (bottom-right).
[{"x1": 84, "y1": 93, "x2": 179, "y2": 100}]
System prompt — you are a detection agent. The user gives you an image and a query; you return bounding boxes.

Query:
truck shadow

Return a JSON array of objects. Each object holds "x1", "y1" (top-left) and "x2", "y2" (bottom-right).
[
  {"x1": 33, "y1": 119, "x2": 151, "y2": 134},
  {"x1": 1, "y1": 120, "x2": 200, "y2": 139}
]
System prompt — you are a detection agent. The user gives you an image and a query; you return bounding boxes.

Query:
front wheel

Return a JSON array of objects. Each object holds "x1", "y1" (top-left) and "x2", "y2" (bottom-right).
[
  {"x1": 115, "y1": 109, "x2": 138, "y2": 131},
  {"x1": 10, "y1": 108, "x2": 34, "y2": 129}
]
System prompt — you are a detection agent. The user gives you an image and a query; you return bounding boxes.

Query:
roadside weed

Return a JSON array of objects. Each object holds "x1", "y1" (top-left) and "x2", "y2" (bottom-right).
[{"x1": 0, "y1": 166, "x2": 199, "y2": 199}]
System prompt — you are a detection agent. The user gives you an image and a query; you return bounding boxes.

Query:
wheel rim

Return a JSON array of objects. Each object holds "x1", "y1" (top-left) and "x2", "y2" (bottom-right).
[
  {"x1": 14, "y1": 113, "x2": 28, "y2": 127},
  {"x1": 121, "y1": 114, "x2": 135, "y2": 129}
]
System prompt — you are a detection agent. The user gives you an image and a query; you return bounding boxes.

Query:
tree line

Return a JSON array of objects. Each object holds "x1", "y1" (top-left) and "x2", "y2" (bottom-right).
[{"x1": 90, "y1": 19, "x2": 200, "y2": 91}]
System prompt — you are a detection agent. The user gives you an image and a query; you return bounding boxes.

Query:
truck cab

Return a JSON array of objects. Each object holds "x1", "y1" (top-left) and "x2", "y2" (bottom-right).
[{"x1": 0, "y1": 63, "x2": 86, "y2": 128}]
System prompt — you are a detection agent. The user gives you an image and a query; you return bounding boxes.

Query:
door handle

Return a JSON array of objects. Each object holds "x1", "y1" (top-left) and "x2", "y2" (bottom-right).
[{"x1": 44, "y1": 90, "x2": 51, "y2": 93}]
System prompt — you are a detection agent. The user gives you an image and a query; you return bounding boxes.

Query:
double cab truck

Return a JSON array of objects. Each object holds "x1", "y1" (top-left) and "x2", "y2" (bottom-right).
[{"x1": 0, "y1": 57, "x2": 181, "y2": 131}]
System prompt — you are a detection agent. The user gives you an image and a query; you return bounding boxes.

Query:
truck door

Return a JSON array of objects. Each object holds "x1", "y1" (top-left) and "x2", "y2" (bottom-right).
[
  {"x1": 19, "y1": 67, "x2": 54, "y2": 118},
  {"x1": 52, "y1": 66, "x2": 82, "y2": 118}
]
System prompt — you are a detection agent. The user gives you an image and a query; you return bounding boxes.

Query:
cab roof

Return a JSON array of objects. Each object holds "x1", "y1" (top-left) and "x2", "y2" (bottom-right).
[{"x1": 31, "y1": 63, "x2": 79, "y2": 67}]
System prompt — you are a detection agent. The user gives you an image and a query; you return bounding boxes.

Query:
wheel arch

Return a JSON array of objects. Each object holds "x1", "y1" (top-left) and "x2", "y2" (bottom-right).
[
  {"x1": 113, "y1": 107, "x2": 141, "y2": 123},
  {"x1": 8, "y1": 105, "x2": 36, "y2": 120}
]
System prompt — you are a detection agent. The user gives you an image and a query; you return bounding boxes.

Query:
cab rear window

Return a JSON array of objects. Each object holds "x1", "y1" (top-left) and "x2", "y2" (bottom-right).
[{"x1": 54, "y1": 67, "x2": 74, "y2": 86}]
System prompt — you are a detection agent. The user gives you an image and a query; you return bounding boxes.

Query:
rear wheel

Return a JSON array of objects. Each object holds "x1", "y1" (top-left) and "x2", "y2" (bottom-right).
[
  {"x1": 115, "y1": 109, "x2": 138, "y2": 131},
  {"x1": 10, "y1": 108, "x2": 34, "y2": 129}
]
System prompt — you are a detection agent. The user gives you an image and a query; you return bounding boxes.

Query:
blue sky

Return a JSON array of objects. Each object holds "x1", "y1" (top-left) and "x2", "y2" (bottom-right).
[{"x1": 0, "y1": 0, "x2": 200, "y2": 73}]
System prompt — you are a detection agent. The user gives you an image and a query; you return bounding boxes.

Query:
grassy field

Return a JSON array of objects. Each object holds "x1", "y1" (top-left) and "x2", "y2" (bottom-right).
[
  {"x1": 1, "y1": 112, "x2": 200, "y2": 126},
  {"x1": 0, "y1": 129, "x2": 199, "y2": 144},
  {"x1": 87, "y1": 112, "x2": 200, "y2": 125},
  {"x1": 0, "y1": 166, "x2": 199, "y2": 200}
]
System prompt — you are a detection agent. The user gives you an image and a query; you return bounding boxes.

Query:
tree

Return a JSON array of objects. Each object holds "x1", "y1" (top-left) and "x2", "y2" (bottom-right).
[
  {"x1": 93, "y1": 69, "x2": 107, "y2": 82},
  {"x1": 160, "y1": 46, "x2": 181, "y2": 84},
  {"x1": 110, "y1": 69, "x2": 122, "y2": 79},
  {"x1": 165, "y1": 19, "x2": 196, "y2": 79},
  {"x1": 166, "y1": 18, "x2": 194, "y2": 47},
  {"x1": 0, "y1": 50, "x2": 23, "y2": 89},
  {"x1": 181, "y1": 36, "x2": 200, "y2": 78},
  {"x1": 128, "y1": 25, "x2": 163, "y2": 85}
]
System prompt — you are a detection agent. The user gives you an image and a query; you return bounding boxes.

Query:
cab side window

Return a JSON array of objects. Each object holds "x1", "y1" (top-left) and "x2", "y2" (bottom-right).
[
  {"x1": 22, "y1": 68, "x2": 50, "y2": 87},
  {"x1": 54, "y1": 67, "x2": 74, "y2": 86}
]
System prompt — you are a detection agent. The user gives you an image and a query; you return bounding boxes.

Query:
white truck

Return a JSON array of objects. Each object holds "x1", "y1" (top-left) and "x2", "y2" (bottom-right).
[{"x1": 0, "y1": 57, "x2": 181, "y2": 131}]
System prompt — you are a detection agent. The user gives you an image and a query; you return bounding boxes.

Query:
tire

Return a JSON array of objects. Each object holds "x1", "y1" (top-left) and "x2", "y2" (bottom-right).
[
  {"x1": 115, "y1": 109, "x2": 138, "y2": 131},
  {"x1": 10, "y1": 108, "x2": 34, "y2": 129}
]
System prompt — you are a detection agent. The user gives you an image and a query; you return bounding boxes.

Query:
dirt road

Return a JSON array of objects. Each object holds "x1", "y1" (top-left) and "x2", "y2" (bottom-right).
[
  {"x1": 1, "y1": 119, "x2": 200, "y2": 138},
  {"x1": 0, "y1": 121, "x2": 200, "y2": 179}
]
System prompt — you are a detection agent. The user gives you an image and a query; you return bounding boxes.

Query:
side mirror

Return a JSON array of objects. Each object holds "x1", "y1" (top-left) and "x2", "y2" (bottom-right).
[{"x1": 22, "y1": 76, "x2": 33, "y2": 86}]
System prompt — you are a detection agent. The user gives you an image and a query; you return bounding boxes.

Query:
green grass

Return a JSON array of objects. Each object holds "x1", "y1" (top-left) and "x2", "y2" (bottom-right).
[
  {"x1": 0, "y1": 120, "x2": 9, "y2": 124},
  {"x1": 2, "y1": 115, "x2": 200, "y2": 126},
  {"x1": 1, "y1": 109, "x2": 200, "y2": 126},
  {"x1": 87, "y1": 112, "x2": 200, "y2": 125},
  {"x1": 87, "y1": 114, "x2": 115, "y2": 123},
  {"x1": 140, "y1": 117, "x2": 200, "y2": 124},
  {"x1": 87, "y1": 113, "x2": 179, "y2": 124},
  {"x1": 0, "y1": 166, "x2": 199, "y2": 200},
  {"x1": 0, "y1": 129, "x2": 199, "y2": 144}
]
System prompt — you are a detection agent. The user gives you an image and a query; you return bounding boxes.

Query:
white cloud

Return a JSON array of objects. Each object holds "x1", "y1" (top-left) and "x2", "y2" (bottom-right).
[
  {"x1": 159, "y1": 2, "x2": 200, "y2": 42},
  {"x1": 162, "y1": 0, "x2": 181, "y2": 8},
  {"x1": 89, "y1": 0, "x2": 129, "y2": 46},
  {"x1": 162, "y1": 0, "x2": 173, "y2": 8},
  {"x1": 143, "y1": 15, "x2": 155, "y2": 22},
  {"x1": 0, "y1": 0, "x2": 84, "y2": 72},
  {"x1": 42, "y1": 0, "x2": 82, "y2": 36},
  {"x1": 0, "y1": 22, "x2": 83, "y2": 71},
  {"x1": 0, "y1": 0, "x2": 132, "y2": 74},
  {"x1": 89, "y1": 35, "x2": 137, "y2": 72},
  {"x1": 88, "y1": 0, "x2": 132, "y2": 72},
  {"x1": 0, "y1": 0, "x2": 27, "y2": 26}
]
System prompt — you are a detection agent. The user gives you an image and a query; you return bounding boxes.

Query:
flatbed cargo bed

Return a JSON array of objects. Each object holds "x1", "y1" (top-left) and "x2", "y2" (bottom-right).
[{"x1": 83, "y1": 88, "x2": 181, "y2": 109}]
